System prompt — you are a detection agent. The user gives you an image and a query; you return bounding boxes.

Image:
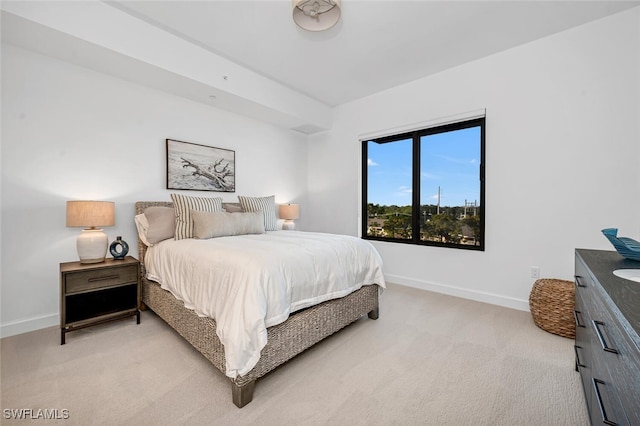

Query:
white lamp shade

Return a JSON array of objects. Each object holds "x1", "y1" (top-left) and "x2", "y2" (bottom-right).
[
  {"x1": 292, "y1": 0, "x2": 341, "y2": 31},
  {"x1": 280, "y1": 204, "x2": 300, "y2": 230},
  {"x1": 279, "y1": 204, "x2": 300, "y2": 220},
  {"x1": 66, "y1": 200, "x2": 115, "y2": 228}
]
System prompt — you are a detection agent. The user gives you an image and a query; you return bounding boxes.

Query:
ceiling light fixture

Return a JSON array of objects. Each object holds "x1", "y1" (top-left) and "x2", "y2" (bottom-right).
[{"x1": 292, "y1": 0, "x2": 341, "y2": 32}]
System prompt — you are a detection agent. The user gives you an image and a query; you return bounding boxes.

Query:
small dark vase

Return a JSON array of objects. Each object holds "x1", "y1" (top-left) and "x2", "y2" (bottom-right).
[{"x1": 109, "y1": 236, "x2": 129, "y2": 260}]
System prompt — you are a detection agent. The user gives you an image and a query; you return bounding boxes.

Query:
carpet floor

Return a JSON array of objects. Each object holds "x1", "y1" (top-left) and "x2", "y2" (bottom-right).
[{"x1": 1, "y1": 283, "x2": 589, "y2": 425}]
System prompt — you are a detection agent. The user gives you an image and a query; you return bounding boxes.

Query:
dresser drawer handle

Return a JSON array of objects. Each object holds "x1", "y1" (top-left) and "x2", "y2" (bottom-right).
[
  {"x1": 592, "y1": 378, "x2": 618, "y2": 426},
  {"x1": 593, "y1": 320, "x2": 619, "y2": 354},
  {"x1": 574, "y1": 275, "x2": 587, "y2": 288},
  {"x1": 573, "y1": 310, "x2": 585, "y2": 328},
  {"x1": 574, "y1": 345, "x2": 586, "y2": 368},
  {"x1": 88, "y1": 275, "x2": 120, "y2": 282}
]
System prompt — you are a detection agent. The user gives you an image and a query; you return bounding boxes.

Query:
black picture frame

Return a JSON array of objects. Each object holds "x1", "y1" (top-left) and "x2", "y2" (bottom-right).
[{"x1": 166, "y1": 139, "x2": 235, "y2": 192}]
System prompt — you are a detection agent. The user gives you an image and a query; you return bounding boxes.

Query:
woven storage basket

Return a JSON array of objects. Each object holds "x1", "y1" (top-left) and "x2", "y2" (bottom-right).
[{"x1": 529, "y1": 278, "x2": 575, "y2": 339}]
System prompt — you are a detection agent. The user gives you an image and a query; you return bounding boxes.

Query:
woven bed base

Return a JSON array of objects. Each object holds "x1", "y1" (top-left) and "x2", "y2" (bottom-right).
[
  {"x1": 135, "y1": 202, "x2": 380, "y2": 407},
  {"x1": 142, "y1": 278, "x2": 378, "y2": 406}
]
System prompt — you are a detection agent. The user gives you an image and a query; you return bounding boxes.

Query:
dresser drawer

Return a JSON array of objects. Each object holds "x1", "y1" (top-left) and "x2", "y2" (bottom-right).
[
  {"x1": 609, "y1": 348, "x2": 640, "y2": 425},
  {"x1": 584, "y1": 274, "x2": 639, "y2": 425},
  {"x1": 574, "y1": 289, "x2": 592, "y2": 401},
  {"x1": 592, "y1": 303, "x2": 640, "y2": 424},
  {"x1": 574, "y1": 260, "x2": 592, "y2": 289},
  {"x1": 65, "y1": 264, "x2": 138, "y2": 294},
  {"x1": 574, "y1": 282, "x2": 589, "y2": 329}
]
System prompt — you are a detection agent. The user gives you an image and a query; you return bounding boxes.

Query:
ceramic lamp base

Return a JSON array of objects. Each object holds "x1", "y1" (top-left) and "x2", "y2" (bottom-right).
[
  {"x1": 282, "y1": 220, "x2": 296, "y2": 230},
  {"x1": 77, "y1": 228, "x2": 108, "y2": 264}
]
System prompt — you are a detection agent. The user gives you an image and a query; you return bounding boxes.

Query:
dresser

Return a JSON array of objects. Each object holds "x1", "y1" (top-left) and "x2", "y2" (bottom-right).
[{"x1": 574, "y1": 249, "x2": 640, "y2": 425}]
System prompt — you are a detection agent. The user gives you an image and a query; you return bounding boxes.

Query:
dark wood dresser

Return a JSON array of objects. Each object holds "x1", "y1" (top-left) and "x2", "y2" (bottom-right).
[{"x1": 574, "y1": 249, "x2": 640, "y2": 426}]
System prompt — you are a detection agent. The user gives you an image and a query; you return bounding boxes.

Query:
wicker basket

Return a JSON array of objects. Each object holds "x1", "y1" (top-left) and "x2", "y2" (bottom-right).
[{"x1": 529, "y1": 278, "x2": 575, "y2": 339}]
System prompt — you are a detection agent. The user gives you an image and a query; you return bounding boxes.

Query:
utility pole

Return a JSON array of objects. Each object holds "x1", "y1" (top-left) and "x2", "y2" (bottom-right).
[{"x1": 464, "y1": 199, "x2": 477, "y2": 217}]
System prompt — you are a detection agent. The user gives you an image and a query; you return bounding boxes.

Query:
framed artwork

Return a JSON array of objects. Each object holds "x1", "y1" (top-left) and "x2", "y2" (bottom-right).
[{"x1": 166, "y1": 139, "x2": 235, "y2": 192}]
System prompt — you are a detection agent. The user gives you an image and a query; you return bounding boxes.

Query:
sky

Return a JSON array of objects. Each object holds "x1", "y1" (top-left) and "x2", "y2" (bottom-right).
[{"x1": 367, "y1": 126, "x2": 481, "y2": 207}]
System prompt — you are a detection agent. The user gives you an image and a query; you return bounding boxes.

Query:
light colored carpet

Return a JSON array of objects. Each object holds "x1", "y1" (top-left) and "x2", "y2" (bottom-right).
[{"x1": 1, "y1": 283, "x2": 589, "y2": 425}]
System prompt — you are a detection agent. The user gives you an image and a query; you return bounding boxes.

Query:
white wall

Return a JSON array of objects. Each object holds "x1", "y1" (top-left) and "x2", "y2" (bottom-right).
[
  {"x1": 2, "y1": 8, "x2": 639, "y2": 338},
  {"x1": 307, "y1": 8, "x2": 640, "y2": 310},
  {"x1": 0, "y1": 45, "x2": 309, "y2": 337}
]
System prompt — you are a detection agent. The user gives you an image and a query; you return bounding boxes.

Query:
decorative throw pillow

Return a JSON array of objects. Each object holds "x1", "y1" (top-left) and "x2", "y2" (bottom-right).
[
  {"x1": 238, "y1": 195, "x2": 278, "y2": 231},
  {"x1": 191, "y1": 211, "x2": 265, "y2": 239},
  {"x1": 170, "y1": 193, "x2": 223, "y2": 240},
  {"x1": 223, "y1": 202, "x2": 243, "y2": 213},
  {"x1": 144, "y1": 206, "x2": 175, "y2": 244}
]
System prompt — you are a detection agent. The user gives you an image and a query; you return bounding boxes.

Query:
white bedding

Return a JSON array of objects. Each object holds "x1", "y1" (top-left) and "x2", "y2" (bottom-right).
[{"x1": 144, "y1": 230, "x2": 386, "y2": 378}]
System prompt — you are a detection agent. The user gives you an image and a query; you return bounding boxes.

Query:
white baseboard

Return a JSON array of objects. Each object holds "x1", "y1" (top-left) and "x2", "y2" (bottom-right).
[
  {"x1": 1, "y1": 277, "x2": 528, "y2": 338},
  {"x1": 0, "y1": 313, "x2": 58, "y2": 338},
  {"x1": 385, "y1": 273, "x2": 530, "y2": 312}
]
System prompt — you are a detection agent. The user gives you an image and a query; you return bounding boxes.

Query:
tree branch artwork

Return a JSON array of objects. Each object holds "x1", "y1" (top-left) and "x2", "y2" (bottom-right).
[
  {"x1": 166, "y1": 139, "x2": 235, "y2": 192},
  {"x1": 180, "y1": 157, "x2": 234, "y2": 192}
]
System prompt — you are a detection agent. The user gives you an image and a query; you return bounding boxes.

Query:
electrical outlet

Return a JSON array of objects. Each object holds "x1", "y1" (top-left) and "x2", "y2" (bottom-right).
[{"x1": 530, "y1": 266, "x2": 540, "y2": 279}]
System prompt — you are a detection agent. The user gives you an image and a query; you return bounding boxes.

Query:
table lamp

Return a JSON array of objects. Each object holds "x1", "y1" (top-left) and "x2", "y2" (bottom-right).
[
  {"x1": 66, "y1": 200, "x2": 115, "y2": 263},
  {"x1": 279, "y1": 203, "x2": 300, "y2": 230}
]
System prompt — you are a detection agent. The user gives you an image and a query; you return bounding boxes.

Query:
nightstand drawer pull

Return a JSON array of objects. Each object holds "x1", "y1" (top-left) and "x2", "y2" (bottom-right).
[
  {"x1": 575, "y1": 275, "x2": 587, "y2": 288},
  {"x1": 593, "y1": 320, "x2": 619, "y2": 354},
  {"x1": 88, "y1": 274, "x2": 120, "y2": 282},
  {"x1": 574, "y1": 310, "x2": 585, "y2": 328},
  {"x1": 592, "y1": 378, "x2": 617, "y2": 426}
]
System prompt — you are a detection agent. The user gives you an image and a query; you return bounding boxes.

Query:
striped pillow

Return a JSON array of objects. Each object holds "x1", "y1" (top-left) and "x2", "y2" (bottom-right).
[
  {"x1": 170, "y1": 193, "x2": 223, "y2": 240},
  {"x1": 238, "y1": 195, "x2": 278, "y2": 231}
]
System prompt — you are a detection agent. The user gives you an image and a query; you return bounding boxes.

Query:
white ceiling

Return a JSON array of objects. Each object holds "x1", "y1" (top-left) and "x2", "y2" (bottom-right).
[
  {"x1": 2, "y1": 1, "x2": 638, "y2": 133},
  {"x1": 109, "y1": 1, "x2": 640, "y2": 106}
]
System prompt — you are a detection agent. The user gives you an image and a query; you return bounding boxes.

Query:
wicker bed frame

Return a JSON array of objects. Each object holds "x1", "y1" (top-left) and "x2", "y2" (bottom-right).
[{"x1": 135, "y1": 201, "x2": 380, "y2": 408}]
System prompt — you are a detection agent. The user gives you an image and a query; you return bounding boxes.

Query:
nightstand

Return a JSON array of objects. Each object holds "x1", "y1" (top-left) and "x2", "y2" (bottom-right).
[{"x1": 60, "y1": 256, "x2": 140, "y2": 344}]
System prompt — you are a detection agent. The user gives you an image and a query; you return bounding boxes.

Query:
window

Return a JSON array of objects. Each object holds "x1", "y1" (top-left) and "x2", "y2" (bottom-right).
[{"x1": 362, "y1": 117, "x2": 485, "y2": 250}]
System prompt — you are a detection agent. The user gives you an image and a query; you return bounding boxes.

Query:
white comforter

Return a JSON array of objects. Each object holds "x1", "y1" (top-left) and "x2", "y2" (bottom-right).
[{"x1": 144, "y1": 231, "x2": 385, "y2": 378}]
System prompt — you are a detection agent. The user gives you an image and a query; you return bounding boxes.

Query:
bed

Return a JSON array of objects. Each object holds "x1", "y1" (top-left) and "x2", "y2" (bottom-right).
[{"x1": 135, "y1": 200, "x2": 384, "y2": 407}]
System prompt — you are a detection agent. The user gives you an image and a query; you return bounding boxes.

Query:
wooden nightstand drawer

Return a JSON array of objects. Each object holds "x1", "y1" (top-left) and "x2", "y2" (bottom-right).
[
  {"x1": 60, "y1": 256, "x2": 140, "y2": 344},
  {"x1": 66, "y1": 264, "x2": 138, "y2": 294}
]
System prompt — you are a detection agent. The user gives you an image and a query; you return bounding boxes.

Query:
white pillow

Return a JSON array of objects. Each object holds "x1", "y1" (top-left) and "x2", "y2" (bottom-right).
[
  {"x1": 134, "y1": 213, "x2": 152, "y2": 247},
  {"x1": 191, "y1": 211, "x2": 265, "y2": 239},
  {"x1": 170, "y1": 193, "x2": 223, "y2": 240},
  {"x1": 238, "y1": 195, "x2": 278, "y2": 231}
]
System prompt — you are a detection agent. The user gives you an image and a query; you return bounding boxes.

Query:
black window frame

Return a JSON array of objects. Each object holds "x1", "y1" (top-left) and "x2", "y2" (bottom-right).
[{"x1": 362, "y1": 117, "x2": 486, "y2": 251}]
